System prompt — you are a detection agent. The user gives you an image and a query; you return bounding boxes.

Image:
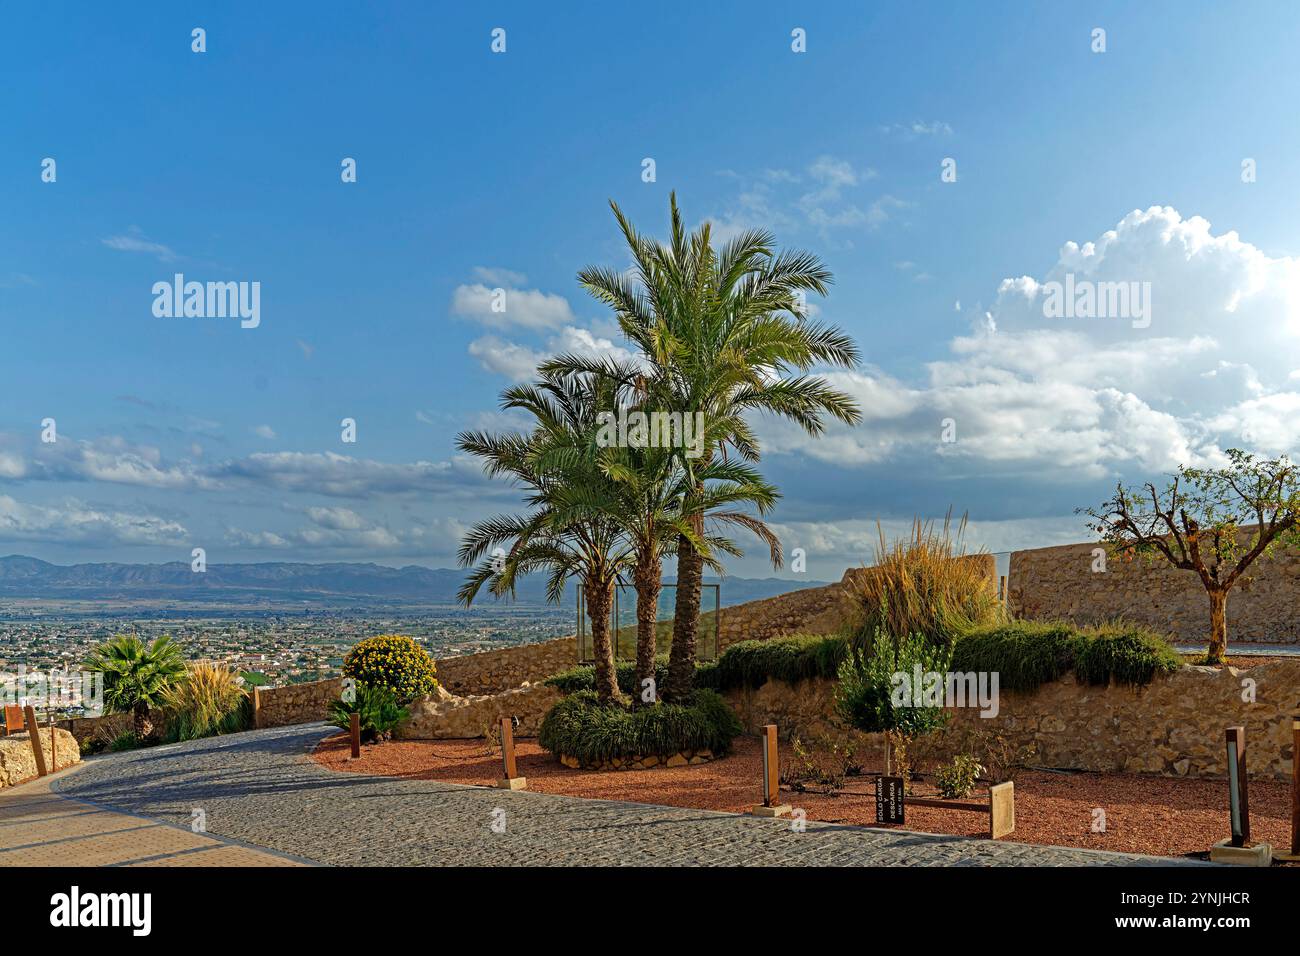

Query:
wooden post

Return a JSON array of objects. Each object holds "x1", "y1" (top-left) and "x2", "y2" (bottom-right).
[
  {"x1": 1226, "y1": 725, "x2": 1250, "y2": 847},
  {"x1": 998, "y1": 575, "x2": 1008, "y2": 605},
  {"x1": 251, "y1": 686, "x2": 262, "y2": 730},
  {"x1": 1291, "y1": 714, "x2": 1300, "y2": 857},
  {"x1": 349, "y1": 712, "x2": 361, "y2": 759},
  {"x1": 990, "y1": 781, "x2": 1015, "y2": 839},
  {"x1": 495, "y1": 716, "x2": 527, "y2": 789},
  {"x1": 48, "y1": 710, "x2": 57, "y2": 773},
  {"x1": 749, "y1": 724, "x2": 790, "y2": 817},
  {"x1": 23, "y1": 706, "x2": 47, "y2": 777}
]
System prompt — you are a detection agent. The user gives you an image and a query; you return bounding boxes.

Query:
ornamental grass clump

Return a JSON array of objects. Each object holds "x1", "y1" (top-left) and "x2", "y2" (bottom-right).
[
  {"x1": 850, "y1": 512, "x2": 1003, "y2": 654},
  {"x1": 342, "y1": 634, "x2": 438, "y2": 703},
  {"x1": 163, "y1": 661, "x2": 250, "y2": 742}
]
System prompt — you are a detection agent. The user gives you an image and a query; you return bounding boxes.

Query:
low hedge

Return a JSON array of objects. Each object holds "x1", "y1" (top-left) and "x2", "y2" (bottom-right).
[
  {"x1": 693, "y1": 633, "x2": 848, "y2": 691},
  {"x1": 538, "y1": 689, "x2": 743, "y2": 765},
  {"x1": 951, "y1": 620, "x2": 1179, "y2": 692},
  {"x1": 545, "y1": 659, "x2": 670, "y2": 696}
]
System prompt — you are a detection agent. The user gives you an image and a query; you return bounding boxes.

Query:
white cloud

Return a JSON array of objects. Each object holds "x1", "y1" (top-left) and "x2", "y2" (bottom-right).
[
  {"x1": 0, "y1": 495, "x2": 187, "y2": 546},
  {"x1": 451, "y1": 283, "x2": 575, "y2": 331},
  {"x1": 759, "y1": 206, "x2": 1300, "y2": 478},
  {"x1": 468, "y1": 325, "x2": 638, "y2": 382},
  {"x1": 101, "y1": 229, "x2": 179, "y2": 263},
  {"x1": 252, "y1": 424, "x2": 276, "y2": 440}
]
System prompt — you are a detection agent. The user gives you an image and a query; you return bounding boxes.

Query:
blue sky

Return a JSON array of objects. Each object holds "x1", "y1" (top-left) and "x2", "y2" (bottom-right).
[{"x1": 4, "y1": 2, "x2": 1300, "y2": 578}]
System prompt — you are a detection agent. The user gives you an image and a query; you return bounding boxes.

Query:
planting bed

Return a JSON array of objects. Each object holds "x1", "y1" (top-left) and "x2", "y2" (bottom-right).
[{"x1": 314, "y1": 733, "x2": 1297, "y2": 862}]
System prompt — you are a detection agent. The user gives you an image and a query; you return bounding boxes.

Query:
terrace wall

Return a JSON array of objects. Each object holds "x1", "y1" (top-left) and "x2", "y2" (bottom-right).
[
  {"x1": 723, "y1": 659, "x2": 1300, "y2": 781},
  {"x1": 1008, "y1": 536, "x2": 1300, "y2": 644}
]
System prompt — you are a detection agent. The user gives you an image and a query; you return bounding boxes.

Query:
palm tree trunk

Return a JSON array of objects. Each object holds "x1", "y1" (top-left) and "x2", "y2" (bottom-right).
[
  {"x1": 587, "y1": 579, "x2": 620, "y2": 703},
  {"x1": 633, "y1": 557, "x2": 661, "y2": 705},
  {"x1": 133, "y1": 702, "x2": 153, "y2": 741},
  {"x1": 1206, "y1": 587, "x2": 1229, "y2": 665},
  {"x1": 665, "y1": 533, "x2": 703, "y2": 700}
]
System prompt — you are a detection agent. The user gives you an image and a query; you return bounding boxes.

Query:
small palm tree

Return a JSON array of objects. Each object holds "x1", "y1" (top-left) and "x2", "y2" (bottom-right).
[
  {"x1": 85, "y1": 634, "x2": 188, "y2": 741},
  {"x1": 557, "y1": 194, "x2": 863, "y2": 698},
  {"x1": 457, "y1": 371, "x2": 633, "y2": 703}
]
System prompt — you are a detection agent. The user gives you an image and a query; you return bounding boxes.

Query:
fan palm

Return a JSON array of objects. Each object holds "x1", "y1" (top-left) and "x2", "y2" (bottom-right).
[
  {"x1": 84, "y1": 634, "x2": 188, "y2": 741},
  {"x1": 548, "y1": 193, "x2": 863, "y2": 698}
]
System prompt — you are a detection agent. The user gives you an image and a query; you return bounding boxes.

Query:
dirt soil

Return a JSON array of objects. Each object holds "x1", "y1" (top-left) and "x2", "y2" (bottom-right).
[{"x1": 313, "y1": 734, "x2": 1296, "y2": 863}]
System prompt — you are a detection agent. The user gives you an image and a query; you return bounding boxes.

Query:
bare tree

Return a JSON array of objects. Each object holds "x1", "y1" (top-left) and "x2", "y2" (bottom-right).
[{"x1": 1082, "y1": 449, "x2": 1300, "y2": 665}]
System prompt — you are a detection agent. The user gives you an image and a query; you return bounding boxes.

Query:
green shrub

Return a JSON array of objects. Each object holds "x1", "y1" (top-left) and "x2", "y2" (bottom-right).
[
  {"x1": 538, "y1": 689, "x2": 743, "y2": 765},
  {"x1": 694, "y1": 633, "x2": 848, "y2": 691},
  {"x1": 108, "y1": 730, "x2": 142, "y2": 752},
  {"x1": 342, "y1": 634, "x2": 438, "y2": 703},
  {"x1": 951, "y1": 621, "x2": 1077, "y2": 692},
  {"x1": 952, "y1": 619, "x2": 1177, "y2": 692},
  {"x1": 546, "y1": 659, "x2": 670, "y2": 696},
  {"x1": 834, "y1": 629, "x2": 950, "y2": 737},
  {"x1": 1072, "y1": 624, "x2": 1181, "y2": 686},
  {"x1": 329, "y1": 684, "x2": 409, "y2": 743},
  {"x1": 935, "y1": 754, "x2": 985, "y2": 799}
]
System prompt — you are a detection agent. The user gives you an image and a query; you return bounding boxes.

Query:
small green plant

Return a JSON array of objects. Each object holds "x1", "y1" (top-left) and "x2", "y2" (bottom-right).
[
  {"x1": 935, "y1": 754, "x2": 984, "y2": 799},
  {"x1": 108, "y1": 730, "x2": 142, "y2": 753},
  {"x1": 329, "y1": 684, "x2": 409, "y2": 743},
  {"x1": 834, "y1": 629, "x2": 951, "y2": 738},
  {"x1": 342, "y1": 635, "x2": 438, "y2": 703},
  {"x1": 780, "y1": 730, "x2": 865, "y2": 792}
]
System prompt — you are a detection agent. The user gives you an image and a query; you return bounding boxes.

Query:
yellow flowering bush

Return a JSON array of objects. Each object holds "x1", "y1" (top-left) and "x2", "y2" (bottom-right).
[{"x1": 342, "y1": 634, "x2": 438, "y2": 703}]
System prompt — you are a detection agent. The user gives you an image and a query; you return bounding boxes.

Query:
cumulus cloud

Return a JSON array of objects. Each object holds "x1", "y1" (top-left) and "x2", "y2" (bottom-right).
[
  {"x1": 759, "y1": 206, "x2": 1300, "y2": 478},
  {"x1": 0, "y1": 495, "x2": 188, "y2": 546},
  {"x1": 226, "y1": 508, "x2": 466, "y2": 555},
  {"x1": 451, "y1": 283, "x2": 575, "y2": 331},
  {"x1": 468, "y1": 325, "x2": 638, "y2": 382},
  {"x1": 0, "y1": 434, "x2": 492, "y2": 500}
]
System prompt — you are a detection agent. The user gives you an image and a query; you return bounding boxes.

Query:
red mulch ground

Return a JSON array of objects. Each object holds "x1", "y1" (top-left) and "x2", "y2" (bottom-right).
[{"x1": 313, "y1": 734, "x2": 1296, "y2": 863}]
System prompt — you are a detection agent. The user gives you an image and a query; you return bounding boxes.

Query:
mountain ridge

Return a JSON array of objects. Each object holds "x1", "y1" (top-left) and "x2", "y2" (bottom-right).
[{"x1": 0, "y1": 554, "x2": 831, "y2": 609}]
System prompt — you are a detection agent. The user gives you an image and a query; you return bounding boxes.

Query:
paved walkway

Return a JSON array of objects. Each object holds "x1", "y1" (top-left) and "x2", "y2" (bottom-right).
[
  {"x1": 0, "y1": 768, "x2": 307, "y2": 867},
  {"x1": 13, "y1": 724, "x2": 1200, "y2": 867}
]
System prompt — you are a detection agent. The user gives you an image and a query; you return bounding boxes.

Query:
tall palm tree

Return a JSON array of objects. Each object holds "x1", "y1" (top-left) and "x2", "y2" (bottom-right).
[
  {"x1": 84, "y1": 634, "x2": 188, "y2": 741},
  {"x1": 456, "y1": 371, "x2": 633, "y2": 703},
  {"x1": 549, "y1": 193, "x2": 863, "y2": 698},
  {"x1": 581, "y1": 417, "x2": 782, "y2": 701}
]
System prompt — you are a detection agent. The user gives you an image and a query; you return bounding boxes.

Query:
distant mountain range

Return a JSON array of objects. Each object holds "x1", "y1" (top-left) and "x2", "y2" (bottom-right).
[{"x1": 0, "y1": 555, "x2": 828, "y2": 611}]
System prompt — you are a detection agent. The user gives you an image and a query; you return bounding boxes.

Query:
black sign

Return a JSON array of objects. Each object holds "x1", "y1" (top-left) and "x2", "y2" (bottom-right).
[{"x1": 876, "y1": 775, "x2": 905, "y2": 824}]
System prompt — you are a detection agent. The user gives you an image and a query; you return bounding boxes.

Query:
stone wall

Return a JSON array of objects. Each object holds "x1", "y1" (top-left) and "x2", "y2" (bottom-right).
[
  {"x1": 718, "y1": 578, "x2": 858, "y2": 650},
  {"x1": 0, "y1": 728, "x2": 80, "y2": 788},
  {"x1": 436, "y1": 637, "x2": 578, "y2": 696},
  {"x1": 722, "y1": 661, "x2": 1300, "y2": 781},
  {"x1": 1009, "y1": 537, "x2": 1300, "y2": 644},
  {"x1": 254, "y1": 678, "x2": 344, "y2": 728},
  {"x1": 398, "y1": 682, "x2": 560, "y2": 739}
]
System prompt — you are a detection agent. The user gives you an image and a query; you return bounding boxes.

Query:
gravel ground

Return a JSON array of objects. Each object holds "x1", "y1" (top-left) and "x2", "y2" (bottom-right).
[
  {"x1": 316, "y1": 734, "x2": 1293, "y2": 861},
  {"x1": 53, "y1": 723, "x2": 1203, "y2": 867}
]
